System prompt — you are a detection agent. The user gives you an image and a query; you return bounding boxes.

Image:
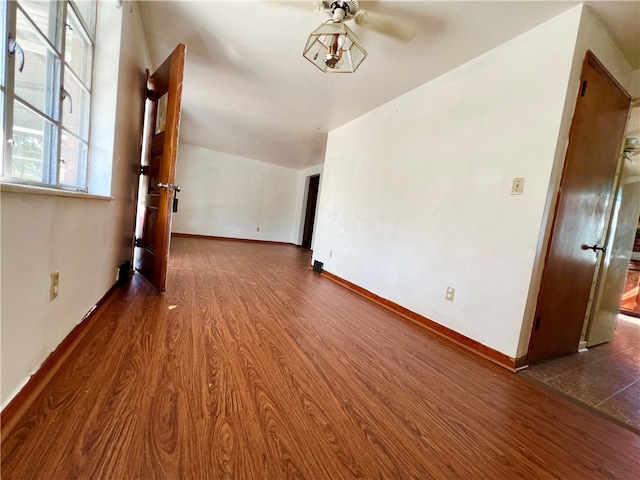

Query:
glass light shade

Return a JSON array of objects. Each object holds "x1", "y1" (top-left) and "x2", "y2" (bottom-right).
[{"x1": 303, "y1": 22, "x2": 367, "y2": 73}]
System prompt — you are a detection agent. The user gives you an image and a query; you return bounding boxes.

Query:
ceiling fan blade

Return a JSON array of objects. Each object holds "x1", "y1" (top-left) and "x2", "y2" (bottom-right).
[
  {"x1": 353, "y1": 9, "x2": 416, "y2": 43},
  {"x1": 262, "y1": 1, "x2": 327, "y2": 13}
]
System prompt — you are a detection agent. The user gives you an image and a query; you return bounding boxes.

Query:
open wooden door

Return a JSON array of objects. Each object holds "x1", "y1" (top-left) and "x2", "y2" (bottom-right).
[
  {"x1": 135, "y1": 44, "x2": 186, "y2": 292},
  {"x1": 527, "y1": 51, "x2": 630, "y2": 363}
]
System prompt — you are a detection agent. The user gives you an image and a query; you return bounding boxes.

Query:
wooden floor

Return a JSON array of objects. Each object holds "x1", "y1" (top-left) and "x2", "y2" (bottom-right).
[{"x1": 2, "y1": 236, "x2": 639, "y2": 479}]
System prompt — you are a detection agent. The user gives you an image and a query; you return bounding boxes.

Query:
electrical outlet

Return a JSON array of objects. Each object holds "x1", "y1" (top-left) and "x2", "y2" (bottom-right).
[
  {"x1": 329, "y1": 250, "x2": 333, "y2": 258},
  {"x1": 511, "y1": 177, "x2": 525, "y2": 195},
  {"x1": 256, "y1": 226, "x2": 260, "y2": 232},
  {"x1": 50, "y1": 271, "x2": 60, "y2": 300},
  {"x1": 445, "y1": 286, "x2": 455, "y2": 302}
]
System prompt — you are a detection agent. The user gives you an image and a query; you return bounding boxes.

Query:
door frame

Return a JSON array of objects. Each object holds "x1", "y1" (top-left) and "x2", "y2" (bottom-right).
[
  {"x1": 295, "y1": 169, "x2": 323, "y2": 246},
  {"x1": 302, "y1": 174, "x2": 321, "y2": 249},
  {"x1": 130, "y1": 70, "x2": 151, "y2": 274}
]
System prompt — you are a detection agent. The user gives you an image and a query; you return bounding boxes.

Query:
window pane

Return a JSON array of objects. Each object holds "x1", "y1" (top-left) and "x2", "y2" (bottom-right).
[
  {"x1": 65, "y1": 6, "x2": 93, "y2": 87},
  {"x1": 12, "y1": 101, "x2": 58, "y2": 183},
  {"x1": 155, "y1": 93, "x2": 168, "y2": 134},
  {"x1": 15, "y1": 7, "x2": 60, "y2": 119},
  {"x1": 18, "y1": 0, "x2": 63, "y2": 50},
  {"x1": 69, "y1": 0, "x2": 96, "y2": 37},
  {"x1": 60, "y1": 133, "x2": 87, "y2": 188},
  {"x1": 62, "y1": 70, "x2": 90, "y2": 140}
]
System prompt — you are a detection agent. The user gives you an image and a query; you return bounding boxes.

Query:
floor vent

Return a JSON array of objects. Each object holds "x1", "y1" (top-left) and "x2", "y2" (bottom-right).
[{"x1": 117, "y1": 261, "x2": 131, "y2": 286}]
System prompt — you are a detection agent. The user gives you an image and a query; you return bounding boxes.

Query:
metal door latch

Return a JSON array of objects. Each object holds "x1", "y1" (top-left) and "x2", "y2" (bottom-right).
[{"x1": 583, "y1": 244, "x2": 607, "y2": 253}]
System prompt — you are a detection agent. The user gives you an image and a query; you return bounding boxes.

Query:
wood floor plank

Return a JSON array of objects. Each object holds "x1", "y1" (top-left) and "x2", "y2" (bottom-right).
[{"x1": 2, "y1": 236, "x2": 639, "y2": 479}]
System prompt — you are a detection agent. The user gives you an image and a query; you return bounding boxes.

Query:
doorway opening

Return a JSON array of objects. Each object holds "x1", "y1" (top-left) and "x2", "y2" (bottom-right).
[
  {"x1": 619, "y1": 213, "x2": 640, "y2": 318},
  {"x1": 302, "y1": 174, "x2": 320, "y2": 250},
  {"x1": 586, "y1": 118, "x2": 640, "y2": 349}
]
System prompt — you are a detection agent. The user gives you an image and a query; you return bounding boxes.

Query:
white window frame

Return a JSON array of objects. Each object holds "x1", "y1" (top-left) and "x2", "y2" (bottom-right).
[{"x1": 1, "y1": 0, "x2": 96, "y2": 192}]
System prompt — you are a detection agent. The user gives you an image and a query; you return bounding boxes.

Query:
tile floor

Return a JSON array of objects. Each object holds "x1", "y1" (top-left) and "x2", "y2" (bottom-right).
[{"x1": 519, "y1": 314, "x2": 640, "y2": 432}]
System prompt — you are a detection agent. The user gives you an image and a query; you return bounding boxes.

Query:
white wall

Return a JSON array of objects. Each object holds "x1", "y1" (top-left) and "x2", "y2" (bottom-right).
[
  {"x1": 312, "y1": 7, "x2": 586, "y2": 358},
  {"x1": 0, "y1": 1, "x2": 150, "y2": 408},
  {"x1": 172, "y1": 143, "x2": 300, "y2": 243},
  {"x1": 575, "y1": 6, "x2": 635, "y2": 92},
  {"x1": 630, "y1": 69, "x2": 640, "y2": 99}
]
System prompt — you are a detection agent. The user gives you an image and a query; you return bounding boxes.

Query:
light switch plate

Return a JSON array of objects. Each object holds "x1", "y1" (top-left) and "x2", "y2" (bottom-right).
[
  {"x1": 511, "y1": 177, "x2": 525, "y2": 195},
  {"x1": 50, "y1": 271, "x2": 59, "y2": 300}
]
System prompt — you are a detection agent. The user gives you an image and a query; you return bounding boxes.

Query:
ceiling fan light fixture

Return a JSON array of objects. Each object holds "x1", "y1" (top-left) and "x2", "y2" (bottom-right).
[{"x1": 303, "y1": 21, "x2": 367, "y2": 73}]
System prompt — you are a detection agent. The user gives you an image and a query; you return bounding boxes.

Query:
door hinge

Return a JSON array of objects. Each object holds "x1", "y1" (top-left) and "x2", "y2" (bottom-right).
[
  {"x1": 534, "y1": 316, "x2": 541, "y2": 331},
  {"x1": 580, "y1": 80, "x2": 588, "y2": 97},
  {"x1": 134, "y1": 237, "x2": 143, "y2": 247},
  {"x1": 140, "y1": 165, "x2": 149, "y2": 176}
]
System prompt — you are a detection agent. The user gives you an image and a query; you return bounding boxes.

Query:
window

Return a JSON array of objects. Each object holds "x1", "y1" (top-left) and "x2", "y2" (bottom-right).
[{"x1": 1, "y1": 0, "x2": 96, "y2": 191}]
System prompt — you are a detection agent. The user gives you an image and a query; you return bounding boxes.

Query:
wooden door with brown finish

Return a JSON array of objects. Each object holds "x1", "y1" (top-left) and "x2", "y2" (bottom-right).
[
  {"x1": 135, "y1": 44, "x2": 186, "y2": 292},
  {"x1": 527, "y1": 51, "x2": 630, "y2": 363}
]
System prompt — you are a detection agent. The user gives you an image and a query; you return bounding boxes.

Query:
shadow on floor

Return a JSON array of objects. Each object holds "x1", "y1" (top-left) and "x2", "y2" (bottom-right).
[{"x1": 519, "y1": 314, "x2": 640, "y2": 432}]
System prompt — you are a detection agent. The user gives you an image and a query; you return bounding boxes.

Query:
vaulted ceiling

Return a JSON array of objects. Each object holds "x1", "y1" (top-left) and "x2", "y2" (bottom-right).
[{"x1": 138, "y1": 1, "x2": 640, "y2": 170}]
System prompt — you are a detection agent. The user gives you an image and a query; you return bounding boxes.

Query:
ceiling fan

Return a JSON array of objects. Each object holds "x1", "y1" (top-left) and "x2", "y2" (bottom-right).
[{"x1": 296, "y1": 0, "x2": 417, "y2": 73}]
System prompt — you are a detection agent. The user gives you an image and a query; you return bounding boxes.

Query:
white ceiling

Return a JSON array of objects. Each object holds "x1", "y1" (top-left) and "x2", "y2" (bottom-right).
[{"x1": 138, "y1": 1, "x2": 640, "y2": 170}]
